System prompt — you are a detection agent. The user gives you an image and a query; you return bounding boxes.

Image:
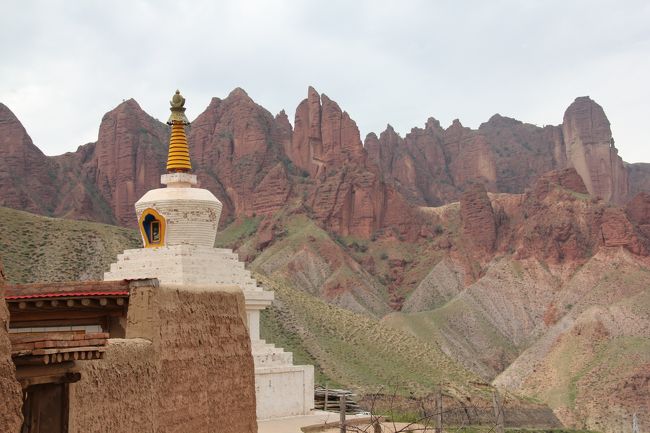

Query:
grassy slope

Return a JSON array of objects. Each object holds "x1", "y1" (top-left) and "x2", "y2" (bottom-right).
[
  {"x1": 215, "y1": 215, "x2": 484, "y2": 396},
  {"x1": 249, "y1": 215, "x2": 391, "y2": 316},
  {"x1": 2, "y1": 207, "x2": 479, "y2": 397},
  {"x1": 2, "y1": 205, "x2": 631, "y2": 430},
  {"x1": 256, "y1": 273, "x2": 480, "y2": 396},
  {"x1": 0, "y1": 206, "x2": 140, "y2": 283},
  {"x1": 492, "y1": 250, "x2": 650, "y2": 432}
]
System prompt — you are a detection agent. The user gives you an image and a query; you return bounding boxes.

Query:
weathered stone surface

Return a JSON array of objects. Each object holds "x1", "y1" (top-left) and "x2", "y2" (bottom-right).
[
  {"x1": 477, "y1": 115, "x2": 565, "y2": 193},
  {"x1": 366, "y1": 114, "x2": 566, "y2": 207},
  {"x1": 531, "y1": 167, "x2": 589, "y2": 201},
  {"x1": 366, "y1": 120, "x2": 455, "y2": 206},
  {"x1": 0, "y1": 103, "x2": 60, "y2": 215},
  {"x1": 460, "y1": 183, "x2": 496, "y2": 254},
  {"x1": 189, "y1": 89, "x2": 292, "y2": 223},
  {"x1": 291, "y1": 88, "x2": 421, "y2": 238},
  {"x1": 562, "y1": 96, "x2": 628, "y2": 203},
  {"x1": 600, "y1": 207, "x2": 646, "y2": 254},
  {"x1": 87, "y1": 99, "x2": 169, "y2": 227},
  {"x1": 625, "y1": 192, "x2": 650, "y2": 239},
  {"x1": 627, "y1": 162, "x2": 650, "y2": 199}
]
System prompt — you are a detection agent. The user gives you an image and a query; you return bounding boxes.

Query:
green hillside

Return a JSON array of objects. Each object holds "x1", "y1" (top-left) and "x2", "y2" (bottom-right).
[
  {"x1": 257, "y1": 273, "x2": 480, "y2": 395},
  {"x1": 0, "y1": 206, "x2": 140, "y2": 283}
]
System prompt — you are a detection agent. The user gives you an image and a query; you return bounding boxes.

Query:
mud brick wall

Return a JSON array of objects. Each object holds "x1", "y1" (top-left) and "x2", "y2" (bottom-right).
[
  {"x1": 0, "y1": 283, "x2": 22, "y2": 433},
  {"x1": 69, "y1": 285, "x2": 257, "y2": 433},
  {"x1": 68, "y1": 338, "x2": 157, "y2": 433}
]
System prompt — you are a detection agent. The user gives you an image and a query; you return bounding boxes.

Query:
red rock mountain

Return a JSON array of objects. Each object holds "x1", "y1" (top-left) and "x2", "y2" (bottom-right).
[
  {"x1": 0, "y1": 90, "x2": 647, "y2": 236},
  {"x1": 0, "y1": 104, "x2": 60, "y2": 215},
  {"x1": 367, "y1": 97, "x2": 629, "y2": 206},
  {"x1": 188, "y1": 89, "x2": 292, "y2": 223}
]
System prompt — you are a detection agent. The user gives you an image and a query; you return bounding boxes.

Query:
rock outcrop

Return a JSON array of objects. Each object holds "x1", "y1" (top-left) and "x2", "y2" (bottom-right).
[
  {"x1": 0, "y1": 103, "x2": 60, "y2": 215},
  {"x1": 625, "y1": 192, "x2": 650, "y2": 239},
  {"x1": 0, "y1": 90, "x2": 645, "y2": 240},
  {"x1": 366, "y1": 97, "x2": 630, "y2": 209},
  {"x1": 530, "y1": 167, "x2": 589, "y2": 201},
  {"x1": 189, "y1": 89, "x2": 292, "y2": 223},
  {"x1": 460, "y1": 183, "x2": 496, "y2": 254},
  {"x1": 366, "y1": 119, "x2": 456, "y2": 205},
  {"x1": 562, "y1": 97, "x2": 628, "y2": 203},
  {"x1": 86, "y1": 99, "x2": 168, "y2": 227},
  {"x1": 627, "y1": 162, "x2": 650, "y2": 199},
  {"x1": 509, "y1": 168, "x2": 646, "y2": 263},
  {"x1": 291, "y1": 88, "x2": 420, "y2": 238}
]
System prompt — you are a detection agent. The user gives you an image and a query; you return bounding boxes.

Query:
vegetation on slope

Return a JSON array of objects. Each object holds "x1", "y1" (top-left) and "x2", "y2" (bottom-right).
[
  {"x1": 0, "y1": 206, "x2": 139, "y2": 283},
  {"x1": 256, "y1": 273, "x2": 480, "y2": 396}
]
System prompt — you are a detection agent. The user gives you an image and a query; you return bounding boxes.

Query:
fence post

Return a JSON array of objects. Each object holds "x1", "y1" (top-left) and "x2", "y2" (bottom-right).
[
  {"x1": 492, "y1": 390, "x2": 504, "y2": 433},
  {"x1": 435, "y1": 388, "x2": 443, "y2": 433},
  {"x1": 340, "y1": 394, "x2": 347, "y2": 433},
  {"x1": 324, "y1": 383, "x2": 329, "y2": 412}
]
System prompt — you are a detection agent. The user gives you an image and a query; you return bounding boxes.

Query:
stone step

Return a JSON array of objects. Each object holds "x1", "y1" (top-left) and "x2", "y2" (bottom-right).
[
  {"x1": 253, "y1": 350, "x2": 293, "y2": 367},
  {"x1": 107, "y1": 263, "x2": 254, "y2": 282}
]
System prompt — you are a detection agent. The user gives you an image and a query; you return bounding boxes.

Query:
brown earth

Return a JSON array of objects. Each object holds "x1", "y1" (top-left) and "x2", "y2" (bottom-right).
[
  {"x1": 70, "y1": 284, "x2": 257, "y2": 433},
  {"x1": 0, "y1": 258, "x2": 23, "y2": 433}
]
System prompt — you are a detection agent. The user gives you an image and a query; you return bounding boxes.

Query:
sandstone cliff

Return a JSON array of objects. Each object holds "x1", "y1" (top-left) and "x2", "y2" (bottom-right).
[
  {"x1": 189, "y1": 88, "x2": 292, "y2": 223},
  {"x1": 85, "y1": 99, "x2": 168, "y2": 226},
  {"x1": 562, "y1": 96, "x2": 628, "y2": 203},
  {"x1": 291, "y1": 87, "x2": 420, "y2": 238},
  {"x1": 0, "y1": 104, "x2": 60, "y2": 215},
  {"x1": 460, "y1": 183, "x2": 496, "y2": 255},
  {"x1": 366, "y1": 97, "x2": 632, "y2": 208},
  {"x1": 0, "y1": 90, "x2": 647, "y2": 238}
]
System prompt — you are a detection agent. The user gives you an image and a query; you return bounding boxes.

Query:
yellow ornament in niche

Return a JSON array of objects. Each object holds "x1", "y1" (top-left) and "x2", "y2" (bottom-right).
[{"x1": 139, "y1": 208, "x2": 166, "y2": 247}]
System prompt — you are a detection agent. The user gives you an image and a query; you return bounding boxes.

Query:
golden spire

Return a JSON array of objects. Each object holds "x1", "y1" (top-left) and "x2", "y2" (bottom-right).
[{"x1": 166, "y1": 90, "x2": 192, "y2": 172}]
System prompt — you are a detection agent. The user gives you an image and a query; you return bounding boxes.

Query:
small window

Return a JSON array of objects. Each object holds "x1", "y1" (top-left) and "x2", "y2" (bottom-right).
[
  {"x1": 139, "y1": 209, "x2": 165, "y2": 247},
  {"x1": 151, "y1": 221, "x2": 160, "y2": 243}
]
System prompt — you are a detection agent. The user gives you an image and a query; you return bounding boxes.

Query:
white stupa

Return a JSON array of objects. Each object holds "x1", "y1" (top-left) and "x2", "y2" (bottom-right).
[{"x1": 104, "y1": 90, "x2": 314, "y2": 419}]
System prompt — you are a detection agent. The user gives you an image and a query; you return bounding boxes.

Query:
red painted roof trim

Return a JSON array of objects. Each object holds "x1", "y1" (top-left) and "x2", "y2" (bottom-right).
[{"x1": 6, "y1": 291, "x2": 129, "y2": 300}]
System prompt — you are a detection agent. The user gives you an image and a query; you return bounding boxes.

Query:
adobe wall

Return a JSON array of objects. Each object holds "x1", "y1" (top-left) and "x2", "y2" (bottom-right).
[
  {"x1": 68, "y1": 338, "x2": 157, "y2": 433},
  {"x1": 69, "y1": 284, "x2": 257, "y2": 433},
  {"x1": 0, "y1": 283, "x2": 23, "y2": 433}
]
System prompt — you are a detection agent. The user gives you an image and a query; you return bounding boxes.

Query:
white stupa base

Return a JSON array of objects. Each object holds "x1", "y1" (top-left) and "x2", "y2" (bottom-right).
[
  {"x1": 255, "y1": 364, "x2": 315, "y2": 420},
  {"x1": 104, "y1": 244, "x2": 315, "y2": 419}
]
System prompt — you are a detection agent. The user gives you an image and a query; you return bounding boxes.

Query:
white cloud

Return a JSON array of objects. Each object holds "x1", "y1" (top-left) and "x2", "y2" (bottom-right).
[{"x1": 1, "y1": 0, "x2": 649, "y2": 161}]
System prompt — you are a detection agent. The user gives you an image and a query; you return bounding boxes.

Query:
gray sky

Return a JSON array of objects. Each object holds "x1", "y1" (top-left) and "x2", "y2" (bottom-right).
[{"x1": 2, "y1": 0, "x2": 649, "y2": 162}]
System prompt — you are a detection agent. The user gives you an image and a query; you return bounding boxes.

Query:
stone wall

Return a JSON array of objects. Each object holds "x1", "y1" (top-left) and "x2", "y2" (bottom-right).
[
  {"x1": 0, "y1": 283, "x2": 23, "y2": 432},
  {"x1": 69, "y1": 284, "x2": 258, "y2": 433}
]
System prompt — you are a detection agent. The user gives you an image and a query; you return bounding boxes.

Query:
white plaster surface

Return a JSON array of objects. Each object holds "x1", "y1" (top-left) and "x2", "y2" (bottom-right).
[
  {"x1": 255, "y1": 363, "x2": 315, "y2": 420},
  {"x1": 109, "y1": 177, "x2": 314, "y2": 420},
  {"x1": 135, "y1": 186, "x2": 223, "y2": 248},
  {"x1": 105, "y1": 244, "x2": 314, "y2": 419}
]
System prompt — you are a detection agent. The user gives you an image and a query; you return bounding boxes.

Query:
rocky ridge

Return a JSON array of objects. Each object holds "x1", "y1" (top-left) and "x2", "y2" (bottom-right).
[
  {"x1": 0, "y1": 90, "x2": 647, "y2": 235},
  {"x1": 2, "y1": 90, "x2": 650, "y2": 433}
]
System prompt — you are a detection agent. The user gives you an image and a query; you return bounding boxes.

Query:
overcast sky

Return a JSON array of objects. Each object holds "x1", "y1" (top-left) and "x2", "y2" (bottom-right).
[{"x1": 2, "y1": 0, "x2": 649, "y2": 162}]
